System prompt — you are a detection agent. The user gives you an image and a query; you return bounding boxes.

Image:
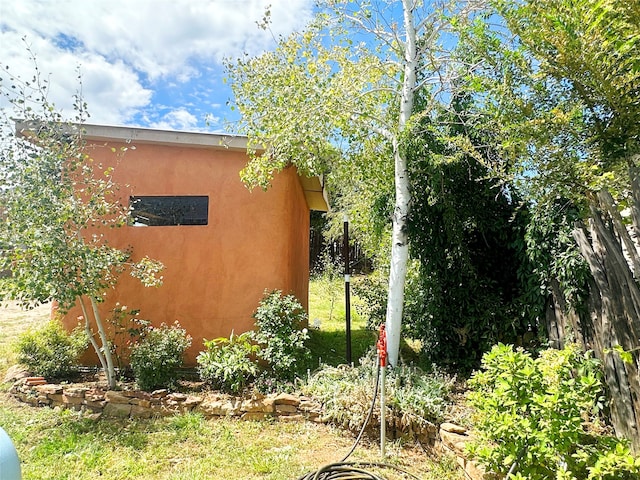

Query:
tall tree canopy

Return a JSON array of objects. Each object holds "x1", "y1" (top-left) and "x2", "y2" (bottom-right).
[
  {"x1": 227, "y1": 0, "x2": 478, "y2": 365},
  {"x1": 457, "y1": 0, "x2": 640, "y2": 448}
]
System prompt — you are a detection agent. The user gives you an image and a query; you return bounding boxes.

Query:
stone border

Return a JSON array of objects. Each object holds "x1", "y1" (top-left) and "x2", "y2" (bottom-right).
[{"x1": 10, "y1": 380, "x2": 322, "y2": 422}]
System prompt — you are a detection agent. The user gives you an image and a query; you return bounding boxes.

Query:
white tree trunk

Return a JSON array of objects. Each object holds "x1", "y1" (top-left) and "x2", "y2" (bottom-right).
[
  {"x1": 385, "y1": 0, "x2": 418, "y2": 367},
  {"x1": 90, "y1": 296, "x2": 116, "y2": 389},
  {"x1": 79, "y1": 296, "x2": 109, "y2": 375},
  {"x1": 385, "y1": 153, "x2": 411, "y2": 366},
  {"x1": 79, "y1": 295, "x2": 117, "y2": 389}
]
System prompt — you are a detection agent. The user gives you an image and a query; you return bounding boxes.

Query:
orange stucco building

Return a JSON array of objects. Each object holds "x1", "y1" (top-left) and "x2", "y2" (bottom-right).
[{"x1": 57, "y1": 124, "x2": 328, "y2": 364}]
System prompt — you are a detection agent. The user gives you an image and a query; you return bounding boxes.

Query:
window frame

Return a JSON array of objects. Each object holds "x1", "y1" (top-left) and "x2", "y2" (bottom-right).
[{"x1": 129, "y1": 195, "x2": 209, "y2": 227}]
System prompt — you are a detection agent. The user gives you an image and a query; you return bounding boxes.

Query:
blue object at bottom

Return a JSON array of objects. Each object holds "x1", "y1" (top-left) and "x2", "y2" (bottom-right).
[{"x1": 0, "y1": 426, "x2": 21, "y2": 480}]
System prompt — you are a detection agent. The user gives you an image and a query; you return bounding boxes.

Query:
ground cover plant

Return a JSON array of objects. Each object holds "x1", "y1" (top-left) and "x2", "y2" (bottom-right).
[{"x1": 303, "y1": 354, "x2": 454, "y2": 435}]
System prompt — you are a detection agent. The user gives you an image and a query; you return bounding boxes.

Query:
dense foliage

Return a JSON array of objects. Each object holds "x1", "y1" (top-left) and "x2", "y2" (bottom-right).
[
  {"x1": 197, "y1": 290, "x2": 310, "y2": 393},
  {"x1": 353, "y1": 98, "x2": 538, "y2": 370},
  {"x1": 250, "y1": 290, "x2": 311, "y2": 387},
  {"x1": 129, "y1": 322, "x2": 191, "y2": 391},
  {"x1": 197, "y1": 332, "x2": 260, "y2": 394},
  {"x1": 303, "y1": 354, "x2": 453, "y2": 434},
  {"x1": 404, "y1": 102, "x2": 537, "y2": 369},
  {"x1": 456, "y1": 0, "x2": 640, "y2": 447},
  {"x1": 15, "y1": 319, "x2": 88, "y2": 379},
  {"x1": 468, "y1": 343, "x2": 640, "y2": 479}
]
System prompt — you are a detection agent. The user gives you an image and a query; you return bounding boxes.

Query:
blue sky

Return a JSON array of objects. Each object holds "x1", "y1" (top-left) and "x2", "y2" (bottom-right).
[{"x1": 0, "y1": 0, "x2": 315, "y2": 133}]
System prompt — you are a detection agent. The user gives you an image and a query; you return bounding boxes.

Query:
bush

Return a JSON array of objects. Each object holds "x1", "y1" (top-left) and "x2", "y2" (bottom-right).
[
  {"x1": 196, "y1": 332, "x2": 260, "y2": 394},
  {"x1": 467, "y1": 343, "x2": 640, "y2": 479},
  {"x1": 195, "y1": 291, "x2": 311, "y2": 393},
  {"x1": 303, "y1": 353, "x2": 453, "y2": 433},
  {"x1": 105, "y1": 303, "x2": 150, "y2": 374},
  {"x1": 250, "y1": 290, "x2": 310, "y2": 386},
  {"x1": 15, "y1": 318, "x2": 87, "y2": 379},
  {"x1": 130, "y1": 322, "x2": 191, "y2": 391}
]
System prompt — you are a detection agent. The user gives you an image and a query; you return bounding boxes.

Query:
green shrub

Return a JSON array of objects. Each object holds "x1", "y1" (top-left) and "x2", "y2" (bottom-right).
[
  {"x1": 15, "y1": 318, "x2": 87, "y2": 379},
  {"x1": 250, "y1": 290, "x2": 311, "y2": 387},
  {"x1": 467, "y1": 343, "x2": 640, "y2": 479},
  {"x1": 195, "y1": 291, "x2": 311, "y2": 393},
  {"x1": 302, "y1": 353, "x2": 453, "y2": 433},
  {"x1": 129, "y1": 322, "x2": 191, "y2": 391},
  {"x1": 105, "y1": 303, "x2": 150, "y2": 374},
  {"x1": 196, "y1": 332, "x2": 260, "y2": 394}
]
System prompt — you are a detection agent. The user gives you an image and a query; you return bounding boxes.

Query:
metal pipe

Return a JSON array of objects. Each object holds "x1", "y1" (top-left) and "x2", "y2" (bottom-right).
[
  {"x1": 380, "y1": 363, "x2": 386, "y2": 459},
  {"x1": 343, "y1": 213, "x2": 352, "y2": 365}
]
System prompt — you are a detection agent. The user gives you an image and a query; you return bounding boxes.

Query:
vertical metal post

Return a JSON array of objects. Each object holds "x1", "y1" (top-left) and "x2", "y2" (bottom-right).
[
  {"x1": 343, "y1": 213, "x2": 352, "y2": 365},
  {"x1": 380, "y1": 363, "x2": 386, "y2": 459},
  {"x1": 377, "y1": 325, "x2": 387, "y2": 459}
]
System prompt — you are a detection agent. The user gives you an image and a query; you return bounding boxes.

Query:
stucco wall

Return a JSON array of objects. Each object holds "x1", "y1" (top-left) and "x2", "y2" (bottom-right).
[{"x1": 64, "y1": 141, "x2": 311, "y2": 364}]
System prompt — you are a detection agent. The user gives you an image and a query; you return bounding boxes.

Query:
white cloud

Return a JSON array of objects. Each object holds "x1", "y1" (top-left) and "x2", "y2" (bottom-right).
[
  {"x1": 149, "y1": 108, "x2": 199, "y2": 131},
  {"x1": 0, "y1": 0, "x2": 314, "y2": 127}
]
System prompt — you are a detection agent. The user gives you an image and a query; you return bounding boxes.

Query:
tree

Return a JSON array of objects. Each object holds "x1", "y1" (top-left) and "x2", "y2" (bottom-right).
[
  {"x1": 227, "y1": 0, "x2": 477, "y2": 366},
  {"x1": 458, "y1": 0, "x2": 640, "y2": 448},
  {"x1": 0, "y1": 60, "x2": 163, "y2": 388},
  {"x1": 403, "y1": 96, "x2": 537, "y2": 370}
]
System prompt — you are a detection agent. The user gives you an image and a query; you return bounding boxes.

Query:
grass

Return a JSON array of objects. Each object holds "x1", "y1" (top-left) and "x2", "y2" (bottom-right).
[
  {"x1": 0, "y1": 279, "x2": 464, "y2": 480},
  {"x1": 0, "y1": 301, "x2": 50, "y2": 377},
  {"x1": 0, "y1": 396, "x2": 463, "y2": 480},
  {"x1": 307, "y1": 275, "x2": 377, "y2": 368}
]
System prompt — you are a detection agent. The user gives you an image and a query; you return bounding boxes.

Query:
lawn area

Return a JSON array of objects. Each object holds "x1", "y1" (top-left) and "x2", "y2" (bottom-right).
[
  {"x1": 307, "y1": 276, "x2": 377, "y2": 367},
  {"x1": 0, "y1": 397, "x2": 462, "y2": 480},
  {"x1": 0, "y1": 282, "x2": 463, "y2": 480}
]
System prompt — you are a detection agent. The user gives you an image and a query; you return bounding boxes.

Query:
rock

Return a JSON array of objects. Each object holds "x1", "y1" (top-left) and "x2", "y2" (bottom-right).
[
  {"x1": 84, "y1": 399, "x2": 107, "y2": 410},
  {"x1": 167, "y1": 393, "x2": 187, "y2": 402},
  {"x1": 439, "y1": 429, "x2": 470, "y2": 455},
  {"x1": 151, "y1": 389, "x2": 168, "y2": 399},
  {"x1": 103, "y1": 402, "x2": 132, "y2": 418},
  {"x1": 36, "y1": 384, "x2": 63, "y2": 395},
  {"x1": 25, "y1": 377, "x2": 47, "y2": 386},
  {"x1": 135, "y1": 399, "x2": 152, "y2": 409},
  {"x1": 105, "y1": 390, "x2": 132, "y2": 404},
  {"x1": 241, "y1": 398, "x2": 273, "y2": 413},
  {"x1": 84, "y1": 389, "x2": 106, "y2": 402},
  {"x1": 440, "y1": 422, "x2": 467, "y2": 434},
  {"x1": 62, "y1": 394, "x2": 84, "y2": 405},
  {"x1": 275, "y1": 404, "x2": 298, "y2": 414},
  {"x1": 274, "y1": 393, "x2": 300, "y2": 406},
  {"x1": 196, "y1": 398, "x2": 241, "y2": 417},
  {"x1": 183, "y1": 396, "x2": 203, "y2": 409},
  {"x1": 63, "y1": 387, "x2": 88, "y2": 398},
  {"x1": 84, "y1": 413, "x2": 102, "y2": 422},
  {"x1": 131, "y1": 405, "x2": 153, "y2": 418},
  {"x1": 3, "y1": 365, "x2": 30, "y2": 383}
]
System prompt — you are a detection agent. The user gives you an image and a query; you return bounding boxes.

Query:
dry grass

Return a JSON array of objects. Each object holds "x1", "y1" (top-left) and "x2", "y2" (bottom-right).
[{"x1": 0, "y1": 301, "x2": 51, "y2": 377}]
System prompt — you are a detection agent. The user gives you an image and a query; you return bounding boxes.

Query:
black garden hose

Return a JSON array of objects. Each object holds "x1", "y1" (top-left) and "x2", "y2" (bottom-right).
[
  {"x1": 296, "y1": 461, "x2": 420, "y2": 480},
  {"x1": 296, "y1": 359, "x2": 420, "y2": 480}
]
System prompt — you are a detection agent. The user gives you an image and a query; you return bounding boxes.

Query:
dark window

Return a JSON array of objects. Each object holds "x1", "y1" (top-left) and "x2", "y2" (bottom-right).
[{"x1": 130, "y1": 196, "x2": 208, "y2": 226}]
